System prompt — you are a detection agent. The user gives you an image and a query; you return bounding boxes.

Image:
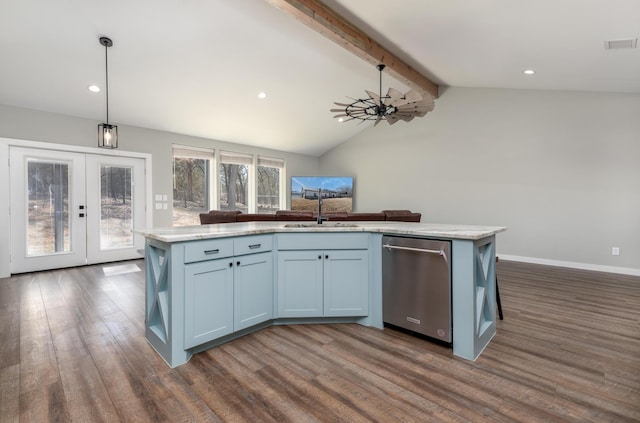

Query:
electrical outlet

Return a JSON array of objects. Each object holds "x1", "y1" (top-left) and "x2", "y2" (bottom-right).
[{"x1": 612, "y1": 247, "x2": 620, "y2": 256}]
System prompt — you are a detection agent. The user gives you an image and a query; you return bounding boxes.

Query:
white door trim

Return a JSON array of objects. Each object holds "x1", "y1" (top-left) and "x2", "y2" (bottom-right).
[{"x1": 0, "y1": 136, "x2": 153, "y2": 277}]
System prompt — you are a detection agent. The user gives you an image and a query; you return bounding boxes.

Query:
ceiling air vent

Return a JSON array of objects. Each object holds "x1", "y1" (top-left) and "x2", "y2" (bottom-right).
[{"x1": 604, "y1": 38, "x2": 637, "y2": 50}]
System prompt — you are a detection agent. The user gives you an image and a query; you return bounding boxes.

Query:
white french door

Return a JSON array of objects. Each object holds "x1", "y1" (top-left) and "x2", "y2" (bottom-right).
[
  {"x1": 9, "y1": 147, "x2": 145, "y2": 274},
  {"x1": 85, "y1": 154, "x2": 145, "y2": 264}
]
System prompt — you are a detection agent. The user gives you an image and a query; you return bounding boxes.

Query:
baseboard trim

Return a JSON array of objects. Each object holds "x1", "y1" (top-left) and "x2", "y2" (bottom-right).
[{"x1": 498, "y1": 254, "x2": 640, "y2": 277}]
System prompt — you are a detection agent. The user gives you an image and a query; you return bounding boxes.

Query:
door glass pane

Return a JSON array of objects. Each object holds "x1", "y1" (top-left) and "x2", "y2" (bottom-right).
[
  {"x1": 27, "y1": 159, "x2": 70, "y2": 255},
  {"x1": 100, "y1": 165, "x2": 133, "y2": 249}
]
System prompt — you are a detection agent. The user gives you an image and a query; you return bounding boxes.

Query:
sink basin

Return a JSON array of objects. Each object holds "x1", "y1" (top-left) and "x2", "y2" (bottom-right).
[{"x1": 283, "y1": 222, "x2": 359, "y2": 228}]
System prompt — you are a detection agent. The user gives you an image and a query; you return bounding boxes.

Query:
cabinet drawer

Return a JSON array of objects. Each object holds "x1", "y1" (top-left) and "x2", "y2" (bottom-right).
[
  {"x1": 234, "y1": 235, "x2": 273, "y2": 256},
  {"x1": 277, "y1": 233, "x2": 369, "y2": 250},
  {"x1": 184, "y1": 238, "x2": 233, "y2": 263}
]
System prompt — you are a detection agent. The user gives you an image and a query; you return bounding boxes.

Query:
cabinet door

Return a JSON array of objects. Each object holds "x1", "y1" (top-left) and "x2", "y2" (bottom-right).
[
  {"x1": 324, "y1": 250, "x2": 369, "y2": 316},
  {"x1": 184, "y1": 259, "x2": 234, "y2": 349},
  {"x1": 277, "y1": 251, "x2": 324, "y2": 317},
  {"x1": 234, "y1": 252, "x2": 273, "y2": 331}
]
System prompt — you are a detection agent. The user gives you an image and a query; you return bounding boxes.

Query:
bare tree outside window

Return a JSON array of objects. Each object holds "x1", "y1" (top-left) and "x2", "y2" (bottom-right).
[
  {"x1": 100, "y1": 165, "x2": 133, "y2": 249},
  {"x1": 173, "y1": 153, "x2": 211, "y2": 226},
  {"x1": 219, "y1": 162, "x2": 249, "y2": 213},
  {"x1": 172, "y1": 149, "x2": 282, "y2": 219},
  {"x1": 257, "y1": 165, "x2": 280, "y2": 213}
]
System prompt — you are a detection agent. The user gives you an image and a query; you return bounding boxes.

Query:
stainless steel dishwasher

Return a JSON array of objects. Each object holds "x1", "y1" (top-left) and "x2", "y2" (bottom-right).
[{"x1": 382, "y1": 236, "x2": 452, "y2": 343}]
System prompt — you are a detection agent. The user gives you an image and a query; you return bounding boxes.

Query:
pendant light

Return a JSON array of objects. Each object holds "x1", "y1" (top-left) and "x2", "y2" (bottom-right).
[{"x1": 98, "y1": 36, "x2": 118, "y2": 148}]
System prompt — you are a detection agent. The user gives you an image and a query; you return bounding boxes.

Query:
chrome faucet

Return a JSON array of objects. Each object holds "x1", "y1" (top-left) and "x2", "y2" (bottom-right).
[{"x1": 317, "y1": 188, "x2": 327, "y2": 224}]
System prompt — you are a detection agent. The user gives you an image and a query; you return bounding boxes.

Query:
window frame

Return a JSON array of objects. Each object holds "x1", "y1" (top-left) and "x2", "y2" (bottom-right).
[
  {"x1": 256, "y1": 155, "x2": 285, "y2": 214},
  {"x1": 171, "y1": 146, "x2": 286, "y2": 225},
  {"x1": 171, "y1": 144, "x2": 215, "y2": 226}
]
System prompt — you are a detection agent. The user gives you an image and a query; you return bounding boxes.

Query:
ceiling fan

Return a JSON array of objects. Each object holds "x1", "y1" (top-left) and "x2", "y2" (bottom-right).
[{"x1": 331, "y1": 64, "x2": 435, "y2": 126}]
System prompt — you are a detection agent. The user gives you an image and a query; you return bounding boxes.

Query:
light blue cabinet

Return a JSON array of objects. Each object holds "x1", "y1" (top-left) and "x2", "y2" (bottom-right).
[
  {"x1": 277, "y1": 248, "x2": 369, "y2": 318},
  {"x1": 184, "y1": 235, "x2": 274, "y2": 348},
  {"x1": 234, "y1": 251, "x2": 273, "y2": 330},
  {"x1": 277, "y1": 251, "x2": 324, "y2": 317},
  {"x1": 184, "y1": 258, "x2": 234, "y2": 348},
  {"x1": 323, "y1": 250, "x2": 368, "y2": 316}
]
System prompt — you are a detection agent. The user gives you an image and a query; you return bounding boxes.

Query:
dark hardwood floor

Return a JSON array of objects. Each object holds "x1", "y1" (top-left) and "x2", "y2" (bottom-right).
[{"x1": 1, "y1": 259, "x2": 639, "y2": 422}]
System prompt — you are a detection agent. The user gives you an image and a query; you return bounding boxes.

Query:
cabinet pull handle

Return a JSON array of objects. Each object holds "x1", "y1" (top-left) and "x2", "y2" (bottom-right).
[
  {"x1": 248, "y1": 243, "x2": 261, "y2": 249},
  {"x1": 325, "y1": 254, "x2": 329, "y2": 259},
  {"x1": 237, "y1": 261, "x2": 240, "y2": 266},
  {"x1": 204, "y1": 249, "x2": 220, "y2": 255},
  {"x1": 318, "y1": 255, "x2": 322, "y2": 259},
  {"x1": 229, "y1": 262, "x2": 233, "y2": 267}
]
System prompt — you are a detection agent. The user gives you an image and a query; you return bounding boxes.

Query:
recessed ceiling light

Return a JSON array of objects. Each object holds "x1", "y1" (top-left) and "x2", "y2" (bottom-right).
[
  {"x1": 523, "y1": 69, "x2": 535, "y2": 75},
  {"x1": 88, "y1": 85, "x2": 101, "y2": 92},
  {"x1": 257, "y1": 92, "x2": 267, "y2": 99}
]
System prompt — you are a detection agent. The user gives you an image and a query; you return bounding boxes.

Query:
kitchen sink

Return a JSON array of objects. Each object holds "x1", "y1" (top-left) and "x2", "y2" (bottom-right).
[{"x1": 283, "y1": 222, "x2": 359, "y2": 228}]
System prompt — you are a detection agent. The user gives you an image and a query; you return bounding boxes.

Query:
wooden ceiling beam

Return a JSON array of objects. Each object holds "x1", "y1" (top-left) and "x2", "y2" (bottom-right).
[{"x1": 265, "y1": 0, "x2": 439, "y2": 99}]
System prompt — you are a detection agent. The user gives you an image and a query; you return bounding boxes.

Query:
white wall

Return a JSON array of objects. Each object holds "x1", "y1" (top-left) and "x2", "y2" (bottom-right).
[
  {"x1": 0, "y1": 104, "x2": 320, "y2": 227},
  {"x1": 319, "y1": 87, "x2": 640, "y2": 272}
]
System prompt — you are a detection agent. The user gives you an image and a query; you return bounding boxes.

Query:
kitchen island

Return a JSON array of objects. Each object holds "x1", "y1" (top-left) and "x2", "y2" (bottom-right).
[{"x1": 138, "y1": 222, "x2": 506, "y2": 367}]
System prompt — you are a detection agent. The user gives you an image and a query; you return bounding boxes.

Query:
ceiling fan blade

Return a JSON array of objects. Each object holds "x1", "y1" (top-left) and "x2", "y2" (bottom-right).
[
  {"x1": 396, "y1": 105, "x2": 433, "y2": 113},
  {"x1": 386, "y1": 115, "x2": 401, "y2": 125},
  {"x1": 352, "y1": 107, "x2": 372, "y2": 113},
  {"x1": 385, "y1": 88, "x2": 405, "y2": 106},
  {"x1": 330, "y1": 108, "x2": 347, "y2": 113},
  {"x1": 394, "y1": 113, "x2": 415, "y2": 122},
  {"x1": 403, "y1": 90, "x2": 423, "y2": 103},
  {"x1": 388, "y1": 90, "x2": 423, "y2": 108},
  {"x1": 333, "y1": 102, "x2": 353, "y2": 107},
  {"x1": 373, "y1": 116, "x2": 384, "y2": 126},
  {"x1": 365, "y1": 90, "x2": 380, "y2": 104}
]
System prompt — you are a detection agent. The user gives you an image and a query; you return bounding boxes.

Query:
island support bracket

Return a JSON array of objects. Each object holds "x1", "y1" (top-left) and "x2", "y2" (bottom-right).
[{"x1": 451, "y1": 236, "x2": 497, "y2": 360}]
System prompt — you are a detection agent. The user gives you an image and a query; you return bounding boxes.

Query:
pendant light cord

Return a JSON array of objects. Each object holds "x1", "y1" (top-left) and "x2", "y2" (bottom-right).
[{"x1": 105, "y1": 42, "x2": 109, "y2": 124}]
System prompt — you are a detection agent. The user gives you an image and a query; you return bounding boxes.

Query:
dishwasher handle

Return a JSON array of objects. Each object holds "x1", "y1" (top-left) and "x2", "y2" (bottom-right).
[{"x1": 382, "y1": 244, "x2": 448, "y2": 263}]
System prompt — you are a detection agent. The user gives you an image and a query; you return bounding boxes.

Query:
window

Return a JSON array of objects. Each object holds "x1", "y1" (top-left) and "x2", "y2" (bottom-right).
[
  {"x1": 172, "y1": 147, "x2": 285, "y2": 224},
  {"x1": 257, "y1": 156, "x2": 284, "y2": 213},
  {"x1": 172, "y1": 145, "x2": 213, "y2": 226},
  {"x1": 218, "y1": 151, "x2": 252, "y2": 213}
]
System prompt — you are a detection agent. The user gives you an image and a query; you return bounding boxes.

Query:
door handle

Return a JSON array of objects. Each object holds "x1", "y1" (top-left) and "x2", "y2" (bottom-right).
[{"x1": 79, "y1": 213, "x2": 85, "y2": 217}]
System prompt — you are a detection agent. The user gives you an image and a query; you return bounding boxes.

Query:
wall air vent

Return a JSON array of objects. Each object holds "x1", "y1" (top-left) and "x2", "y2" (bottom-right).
[{"x1": 604, "y1": 38, "x2": 637, "y2": 50}]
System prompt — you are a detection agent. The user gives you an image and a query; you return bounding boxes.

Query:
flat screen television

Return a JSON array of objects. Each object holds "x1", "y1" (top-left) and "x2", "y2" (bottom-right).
[{"x1": 291, "y1": 176, "x2": 353, "y2": 213}]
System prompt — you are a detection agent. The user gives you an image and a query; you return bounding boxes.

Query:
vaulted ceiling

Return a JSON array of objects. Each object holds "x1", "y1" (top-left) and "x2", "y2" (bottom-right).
[{"x1": 1, "y1": 0, "x2": 638, "y2": 156}]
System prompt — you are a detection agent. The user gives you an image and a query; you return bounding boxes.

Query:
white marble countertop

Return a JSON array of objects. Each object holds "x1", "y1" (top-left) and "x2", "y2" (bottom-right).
[{"x1": 136, "y1": 221, "x2": 507, "y2": 243}]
